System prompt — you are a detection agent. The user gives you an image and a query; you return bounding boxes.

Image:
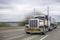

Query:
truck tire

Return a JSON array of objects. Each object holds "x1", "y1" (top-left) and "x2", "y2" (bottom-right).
[
  {"x1": 26, "y1": 32, "x2": 30, "y2": 34},
  {"x1": 48, "y1": 29, "x2": 51, "y2": 31},
  {"x1": 54, "y1": 25, "x2": 57, "y2": 29},
  {"x1": 41, "y1": 32, "x2": 46, "y2": 35},
  {"x1": 48, "y1": 28, "x2": 52, "y2": 31},
  {"x1": 49, "y1": 26, "x2": 53, "y2": 31}
]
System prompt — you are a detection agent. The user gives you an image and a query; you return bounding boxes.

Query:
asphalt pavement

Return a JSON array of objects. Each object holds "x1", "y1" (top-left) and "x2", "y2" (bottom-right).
[{"x1": 0, "y1": 26, "x2": 60, "y2": 40}]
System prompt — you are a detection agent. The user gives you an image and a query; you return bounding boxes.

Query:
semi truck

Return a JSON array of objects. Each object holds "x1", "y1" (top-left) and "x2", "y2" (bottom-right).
[{"x1": 25, "y1": 15, "x2": 57, "y2": 35}]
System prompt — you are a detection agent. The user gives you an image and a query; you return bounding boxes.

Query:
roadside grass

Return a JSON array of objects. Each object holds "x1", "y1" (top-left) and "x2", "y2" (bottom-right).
[{"x1": 0, "y1": 26, "x2": 25, "y2": 31}]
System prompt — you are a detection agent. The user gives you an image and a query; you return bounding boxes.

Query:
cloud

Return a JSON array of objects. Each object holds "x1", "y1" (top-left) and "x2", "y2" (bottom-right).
[
  {"x1": 0, "y1": 0, "x2": 60, "y2": 22},
  {"x1": 51, "y1": 15, "x2": 60, "y2": 22},
  {"x1": 54, "y1": 0, "x2": 60, "y2": 2}
]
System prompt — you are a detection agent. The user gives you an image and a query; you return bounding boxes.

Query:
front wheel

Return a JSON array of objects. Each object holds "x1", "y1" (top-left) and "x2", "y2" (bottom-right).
[{"x1": 26, "y1": 32, "x2": 30, "y2": 34}]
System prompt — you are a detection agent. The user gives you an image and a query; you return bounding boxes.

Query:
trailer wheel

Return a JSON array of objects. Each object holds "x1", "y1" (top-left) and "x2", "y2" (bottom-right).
[
  {"x1": 54, "y1": 25, "x2": 57, "y2": 29},
  {"x1": 49, "y1": 26, "x2": 53, "y2": 31},
  {"x1": 41, "y1": 32, "x2": 46, "y2": 35}
]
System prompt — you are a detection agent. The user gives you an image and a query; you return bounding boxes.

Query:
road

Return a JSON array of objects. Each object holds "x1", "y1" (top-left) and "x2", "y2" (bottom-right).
[{"x1": 0, "y1": 26, "x2": 60, "y2": 40}]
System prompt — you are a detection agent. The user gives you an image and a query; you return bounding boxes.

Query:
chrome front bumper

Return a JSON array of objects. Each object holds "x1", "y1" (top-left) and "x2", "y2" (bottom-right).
[{"x1": 25, "y1": 28, "x2": 43, "y2": 33}]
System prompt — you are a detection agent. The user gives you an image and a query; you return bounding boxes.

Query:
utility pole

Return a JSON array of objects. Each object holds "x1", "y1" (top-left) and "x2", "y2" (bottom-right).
[
  {"x1": 47, "y1": 6, "x2": 49, "y2": 16},
  {"x1": 34, "y1": 8, "x2": 36, "y2": 15},
  {"x1": 47, "y1": 6, "x2": 49, "y2": 26}
]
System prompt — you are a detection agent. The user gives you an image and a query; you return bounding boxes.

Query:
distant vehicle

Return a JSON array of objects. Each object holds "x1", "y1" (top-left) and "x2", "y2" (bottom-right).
[{"x1": 25, "y1": 15, "x2": 57, "y2": 35}]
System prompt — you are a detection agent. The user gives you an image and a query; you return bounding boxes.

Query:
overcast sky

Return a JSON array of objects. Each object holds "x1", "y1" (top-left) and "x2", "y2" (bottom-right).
[{"x1": 0, "y1": 0, "x2": 60, "y2": 22}]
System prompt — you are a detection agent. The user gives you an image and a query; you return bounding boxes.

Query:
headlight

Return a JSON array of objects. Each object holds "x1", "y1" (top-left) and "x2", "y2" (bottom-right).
[{"x1": 25, "y1": 24, "x2": 29, "y2": 28}]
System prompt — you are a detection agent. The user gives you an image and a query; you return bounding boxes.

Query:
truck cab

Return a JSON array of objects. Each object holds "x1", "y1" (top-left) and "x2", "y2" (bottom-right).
[{"x1": 25, "y1": 15, "x2": 52, "y2": 34}]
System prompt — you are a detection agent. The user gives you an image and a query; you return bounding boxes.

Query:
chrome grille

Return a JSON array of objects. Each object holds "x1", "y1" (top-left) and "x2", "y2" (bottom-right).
[{"x1": 29, "y1": 20, "x2": 38, "y2": 27}]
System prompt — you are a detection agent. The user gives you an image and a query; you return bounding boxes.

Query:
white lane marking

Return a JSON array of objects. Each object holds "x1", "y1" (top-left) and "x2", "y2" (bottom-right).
[
  {"x1": 40, "y1": 35, "x2": 48, "y2": 40},
  {"x1": 5, "y1": 34, "x2": 26, "y2": 40},
  {"x1": 22, "y1": 35, "x2": 38, "y2": 40}
]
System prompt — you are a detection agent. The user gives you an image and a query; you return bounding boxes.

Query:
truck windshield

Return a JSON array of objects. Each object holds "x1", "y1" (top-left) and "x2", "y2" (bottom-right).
[{"x1": 35, "y1": 17, "x2": 44, "y2": 20}]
